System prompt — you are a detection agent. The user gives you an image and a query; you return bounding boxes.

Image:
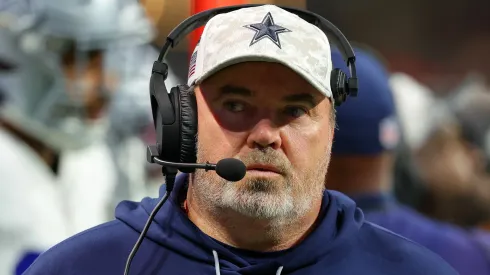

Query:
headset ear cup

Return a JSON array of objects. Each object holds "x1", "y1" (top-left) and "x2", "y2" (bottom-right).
[
  {"x1": 331, "y1": 68, "x2": 348, "y2": 106},
  {"x1": 159, "y1": 86, "x2": 182, "y2": 163},
  {"x1": 151, "y1": 70, "x2": 182, "y2": 163},
  {"x1": 178, "y1": 85, "x2": 197, "y2": 172}
]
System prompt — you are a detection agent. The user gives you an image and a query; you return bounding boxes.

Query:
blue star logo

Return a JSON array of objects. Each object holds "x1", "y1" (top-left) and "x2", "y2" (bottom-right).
[{"x1": 243, "y1": 12, "x2": 291, "y2": 49}]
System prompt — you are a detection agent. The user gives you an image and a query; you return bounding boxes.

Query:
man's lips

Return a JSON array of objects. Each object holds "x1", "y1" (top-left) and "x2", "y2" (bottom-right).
[{"x1": 246, "y1": 164, "x2": 281, "y2": 174}]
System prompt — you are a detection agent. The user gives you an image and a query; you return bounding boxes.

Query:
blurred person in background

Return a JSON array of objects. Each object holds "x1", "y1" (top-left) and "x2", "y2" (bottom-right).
[
  {"x1": 447, "y1": 76, "x2": 490, "y2": 228},
  {"x1": 391, "y1": 73, "x2": 490, "y2": 228},
  {"x1": 325, "y1": 46, "x2": 490, "y2": 274},
  {"x1": 0, "y1": 14, "x2": 71, "y2": 275},
  {"x1": 0, "y1": 0, "x2": 153, "y2": 273}
]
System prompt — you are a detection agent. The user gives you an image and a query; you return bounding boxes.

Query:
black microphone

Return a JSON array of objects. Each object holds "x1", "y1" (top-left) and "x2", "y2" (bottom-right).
[
  {"x1": 124, "y1": 146, "x2": 247, "y2": 275},
  {"x1": 146, "y1": 145, "x2": 247, "y2": 182}
]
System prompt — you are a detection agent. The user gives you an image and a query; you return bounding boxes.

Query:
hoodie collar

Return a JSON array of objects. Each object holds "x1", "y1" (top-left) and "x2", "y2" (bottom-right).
[{"x1": 118, "y1": 174, "x2": 363, "y2": 273}]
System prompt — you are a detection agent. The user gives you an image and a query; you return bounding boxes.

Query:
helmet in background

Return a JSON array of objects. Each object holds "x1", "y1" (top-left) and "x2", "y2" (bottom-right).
[{"x1": 0, "y1": 0, "x2": 155, "y2": 151}]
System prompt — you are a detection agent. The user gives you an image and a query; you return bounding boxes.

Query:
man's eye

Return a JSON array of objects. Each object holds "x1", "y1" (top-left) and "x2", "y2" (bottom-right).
[
  {"x1": 284, "y1": 106, "x2": 308, "y2": 118},
  {"x1": 223, "y1": 101, "x2": 246, "y2": 112}
]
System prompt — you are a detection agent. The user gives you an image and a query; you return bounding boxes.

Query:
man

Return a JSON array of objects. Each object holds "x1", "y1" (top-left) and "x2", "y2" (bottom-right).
[
  {"x1": 444, "y1": 76, "x2": 490, "y2": 227},
  {"x1": 326, "y1": 47, "x2": 490, "y2": 274},
  {"x1": 390, "y1": 72, "x2": 490, "y2": 228},
  {"x1": 25, "y1": 5, "x2": 457, "y2": 274},
  {"x1": 0, "y1": 14, "x2": 72, "y2": 275},
  {"x1": 0, "y1": 0, "x2": 153, "y2": 273}
]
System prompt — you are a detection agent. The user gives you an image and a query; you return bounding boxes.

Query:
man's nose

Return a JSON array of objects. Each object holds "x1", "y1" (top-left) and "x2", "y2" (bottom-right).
[{"x1": 246, "y1": 119, "x2": 282, "y2": 150}]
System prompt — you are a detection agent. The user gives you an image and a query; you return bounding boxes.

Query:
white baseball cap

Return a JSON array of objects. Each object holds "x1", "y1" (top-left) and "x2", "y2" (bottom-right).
[{"x1": 187, "y1": 5, "x2": 333, "y2": 99}]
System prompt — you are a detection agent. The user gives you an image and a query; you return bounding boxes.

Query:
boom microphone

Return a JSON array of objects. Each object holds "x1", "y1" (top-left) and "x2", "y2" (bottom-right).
[
  {"x1": 215, "y1": 158, "x2": 247, "y2": 182},
  {"x1": 146, "y1": 145, "x2": 247, "y2": 182}
]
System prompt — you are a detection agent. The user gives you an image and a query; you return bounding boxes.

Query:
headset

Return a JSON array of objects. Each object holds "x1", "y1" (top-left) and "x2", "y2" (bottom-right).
[
  {"x1": 125, "y1": 6, "x2": 359, "y2": 274},
  {"x1": 148, "y1": 4, "x2": 359, "y2": 174}
]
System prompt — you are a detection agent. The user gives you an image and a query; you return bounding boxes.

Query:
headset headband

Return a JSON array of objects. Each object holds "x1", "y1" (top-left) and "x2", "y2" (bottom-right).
[{"x1": 155, "y1": 4, "x2": 357, "y2": 86}]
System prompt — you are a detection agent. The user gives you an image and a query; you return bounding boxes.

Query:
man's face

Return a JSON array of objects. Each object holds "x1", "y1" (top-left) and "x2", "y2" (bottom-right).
[
  {"x1": 193, "y1": 62, "x2": 334, "y2": 221},
  {"x1": 62, "y1": 50, "x2": 118, "y2": 120},
  {"x1": 415, "y1": 124, "x2": 478, "y2": 194}
]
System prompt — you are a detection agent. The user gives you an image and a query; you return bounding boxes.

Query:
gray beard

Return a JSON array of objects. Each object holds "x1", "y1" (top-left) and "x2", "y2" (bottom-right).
[{"x1": 192, "y1": 147, "x2": 329, "y2": 225}]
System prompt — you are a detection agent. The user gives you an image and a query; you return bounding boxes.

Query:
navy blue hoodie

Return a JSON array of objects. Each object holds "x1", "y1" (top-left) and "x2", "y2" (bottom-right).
[{"x1": 24, "y1": 174, "x2": 457, "y2": 274}]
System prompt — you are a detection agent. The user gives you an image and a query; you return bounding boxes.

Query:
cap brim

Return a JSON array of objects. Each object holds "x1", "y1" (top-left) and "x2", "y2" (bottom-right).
[{"x1": 194, "y1": 54, "x2": 332, "y2": 99}]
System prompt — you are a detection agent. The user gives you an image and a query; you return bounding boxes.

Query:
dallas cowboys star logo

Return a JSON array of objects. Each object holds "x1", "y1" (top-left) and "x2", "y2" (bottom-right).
[{"x1": 243, "y1": 12, "x2": 291, "y2": 49}]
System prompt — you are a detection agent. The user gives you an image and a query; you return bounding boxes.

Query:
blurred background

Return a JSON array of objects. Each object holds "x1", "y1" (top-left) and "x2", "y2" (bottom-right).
[{"x1": 0, "y1": 0, "x2": 489, "y2": 274}]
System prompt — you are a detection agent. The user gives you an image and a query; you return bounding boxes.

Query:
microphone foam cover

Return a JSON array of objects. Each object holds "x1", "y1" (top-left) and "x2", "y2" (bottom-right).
[{"x1": 216, "y1": 158, "x2": 246, "y2": 182}]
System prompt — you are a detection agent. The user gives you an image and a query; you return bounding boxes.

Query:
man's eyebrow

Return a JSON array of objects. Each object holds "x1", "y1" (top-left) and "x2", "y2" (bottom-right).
[
  {"x1": 215, "y1": 85, "x2": 254, "y2": 100},
  {"x1": 215, "y1": 85, "x2": 319, "y2": 107},
  {"x1": 282, "y1": 93, "x2": 319, "y2": 108}
]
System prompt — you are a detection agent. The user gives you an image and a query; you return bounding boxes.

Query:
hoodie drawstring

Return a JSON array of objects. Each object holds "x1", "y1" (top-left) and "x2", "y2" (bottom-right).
[
  {"x1": 213, "y1": 250, "x2": 221, "y2": 275},
  {"x1": 212, "y1": 250, "x2": 284, "y2": 275}
]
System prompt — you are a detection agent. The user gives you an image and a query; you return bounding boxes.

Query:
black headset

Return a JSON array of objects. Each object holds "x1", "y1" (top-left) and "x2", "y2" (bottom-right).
[{"x1": 149, "y1": 4, "x2": 359, "y2": 173}]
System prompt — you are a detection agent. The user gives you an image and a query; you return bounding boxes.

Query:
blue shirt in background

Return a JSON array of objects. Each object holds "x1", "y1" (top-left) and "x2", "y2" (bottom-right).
[{"x1": 353, "y1": 192, "x2": 490, "y2": 275}]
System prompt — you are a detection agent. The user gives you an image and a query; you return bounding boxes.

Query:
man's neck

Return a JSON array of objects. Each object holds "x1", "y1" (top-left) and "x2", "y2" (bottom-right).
[{"x1": 185, "y1": 184, "x2": 323, "y2": 252}]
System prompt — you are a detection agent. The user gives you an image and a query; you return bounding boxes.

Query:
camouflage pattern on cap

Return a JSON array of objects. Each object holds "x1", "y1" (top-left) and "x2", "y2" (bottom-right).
[{"x1": 187, "y1": 5, "x2": 333, "y2": 98}]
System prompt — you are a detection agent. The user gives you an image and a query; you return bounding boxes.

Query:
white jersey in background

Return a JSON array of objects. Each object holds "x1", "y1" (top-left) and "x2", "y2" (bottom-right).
[
  {"x1": 57, "y1": 118, "x2": 118, "y2": 234},
  {"x1": 0, "y1": 127, "x2": 70, "y2": 275}
]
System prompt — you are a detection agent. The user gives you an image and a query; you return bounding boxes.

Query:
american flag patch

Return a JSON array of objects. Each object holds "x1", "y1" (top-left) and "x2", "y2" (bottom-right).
[{"x1": 188, "y1": 51, "x2": 198, "y2": 78}]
